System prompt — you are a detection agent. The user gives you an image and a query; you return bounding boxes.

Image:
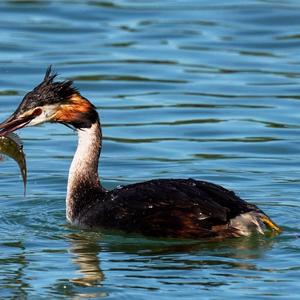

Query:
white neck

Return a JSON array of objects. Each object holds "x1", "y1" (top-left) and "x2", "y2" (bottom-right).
[{"x1": 66, "y1": 121, "x2": 104, "y2": 223}]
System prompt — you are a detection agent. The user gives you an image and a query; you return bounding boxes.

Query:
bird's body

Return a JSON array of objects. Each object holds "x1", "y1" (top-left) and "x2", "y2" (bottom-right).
[
  {"x1": 76, "y1": 178, "x2": 268, "y2": 238},
  {"x1": 65, "y1": 115, "x2": 279, "y2": 238},
  {"x1": 0, "y1": 67, "x2": 281, "y2": 238}
]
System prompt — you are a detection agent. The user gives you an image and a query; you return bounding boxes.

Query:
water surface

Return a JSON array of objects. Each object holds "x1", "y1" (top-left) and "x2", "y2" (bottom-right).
[{"x1": 0, "y1": 1, "x2": 300, "y2": 299}]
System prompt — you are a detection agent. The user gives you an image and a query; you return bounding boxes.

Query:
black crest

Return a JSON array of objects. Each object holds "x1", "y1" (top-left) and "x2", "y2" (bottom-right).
[{"x1": 16, "y1": 66, "x2": 77, "y2": 114}]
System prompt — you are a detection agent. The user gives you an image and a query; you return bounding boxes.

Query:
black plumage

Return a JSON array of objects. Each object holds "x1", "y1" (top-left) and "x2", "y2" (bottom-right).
[
  {"x1": 17, "y1": 66, "x2": 75, "y2": 114},
  {"x1": 81, "y1": 178, "x2": 263, "y2": 238}
]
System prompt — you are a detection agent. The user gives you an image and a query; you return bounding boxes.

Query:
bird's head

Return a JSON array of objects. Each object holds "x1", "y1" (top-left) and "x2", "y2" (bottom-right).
[{"x1": 0, "y1": 67, "x2": 98, "y2": 135}]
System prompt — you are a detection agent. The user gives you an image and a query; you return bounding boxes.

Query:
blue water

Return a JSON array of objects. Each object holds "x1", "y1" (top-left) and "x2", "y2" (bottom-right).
[{"x1": 0, "y1": 0, "x2": 300, "y2": 299}]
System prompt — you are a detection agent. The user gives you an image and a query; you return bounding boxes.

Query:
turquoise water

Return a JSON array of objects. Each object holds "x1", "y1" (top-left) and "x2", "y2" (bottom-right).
[{"x1": 0, "y1": 0, "x2": 300, "y2": 299}]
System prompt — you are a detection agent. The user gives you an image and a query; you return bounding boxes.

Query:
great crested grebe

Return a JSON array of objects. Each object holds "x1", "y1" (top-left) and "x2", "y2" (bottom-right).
[{"x1": 0, "y1": 67, "x2": 281, "y2": 238}]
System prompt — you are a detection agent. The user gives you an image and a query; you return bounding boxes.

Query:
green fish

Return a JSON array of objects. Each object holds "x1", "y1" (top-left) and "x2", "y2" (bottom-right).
[{"x1": 0, "y1": 133, "x2": 27, "y2": 194}]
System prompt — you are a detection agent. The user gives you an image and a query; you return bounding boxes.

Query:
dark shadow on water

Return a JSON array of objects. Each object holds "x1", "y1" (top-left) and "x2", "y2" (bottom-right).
[
  {"x1": 104, "y1": 231, "x2": 277, "y2": 260},
  {"x1": 0, "y1": 226, "x2": 282, "y2": 298},
  {"x1": 59, "y1": 229, "x2": 278, "y2": 297}
]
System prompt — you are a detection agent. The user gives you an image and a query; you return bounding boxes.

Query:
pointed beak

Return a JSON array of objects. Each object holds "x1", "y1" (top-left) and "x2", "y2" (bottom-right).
[{"x1": 0, "y1": 108, "x2": 42, "y2": 136}]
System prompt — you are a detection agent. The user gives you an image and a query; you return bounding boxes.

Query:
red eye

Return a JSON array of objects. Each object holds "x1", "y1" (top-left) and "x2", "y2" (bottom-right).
[{"x1": 33, "y1": 108, "x2": 43, "y2": 116}]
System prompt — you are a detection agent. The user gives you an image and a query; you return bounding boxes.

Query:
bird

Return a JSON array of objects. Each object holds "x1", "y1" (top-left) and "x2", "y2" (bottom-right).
[{"x1": 0, "y1": 67, "x2": 281, "y2": 239}]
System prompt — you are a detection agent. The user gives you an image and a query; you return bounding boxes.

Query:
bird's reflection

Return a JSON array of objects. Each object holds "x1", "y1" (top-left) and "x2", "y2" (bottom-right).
[
  {"x1": 66, "y1": 231, "x2": 104, "y2": 287},
  {"x1": 65, "y1": 229, "x2": 277, "y2": 299}
]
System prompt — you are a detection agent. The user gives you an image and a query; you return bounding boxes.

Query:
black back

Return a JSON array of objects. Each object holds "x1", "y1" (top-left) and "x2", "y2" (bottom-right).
[{"x1": 83, "y1": 178, "x2": 262, "y2": 238}]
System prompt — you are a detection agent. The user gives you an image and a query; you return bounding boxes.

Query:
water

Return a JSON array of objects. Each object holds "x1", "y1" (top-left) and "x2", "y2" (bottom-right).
[{"x1": 0, "y1": 0, "x2": 299, "y2": 299}]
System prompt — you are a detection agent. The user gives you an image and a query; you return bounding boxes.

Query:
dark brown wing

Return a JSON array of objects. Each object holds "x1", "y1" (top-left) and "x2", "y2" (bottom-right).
[{"x1": 86, "y1": 179, "x2": 262, "y2": 238}]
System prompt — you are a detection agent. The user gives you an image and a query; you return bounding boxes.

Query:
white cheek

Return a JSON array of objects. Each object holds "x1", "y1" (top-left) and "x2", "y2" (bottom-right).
[
  {"x1": 27, "y1": 112, "x2": 48, "y2": 126},
  {"x1": 27, "y1": 104, "x2": 59, "y2": 126}
]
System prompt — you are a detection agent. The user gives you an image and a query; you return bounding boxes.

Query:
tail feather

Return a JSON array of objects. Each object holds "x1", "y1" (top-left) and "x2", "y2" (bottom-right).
[
  {"x1": 228, "y1": 212, "x2": 281, "y2": 237},
  {"x1": 259, "y1": 215, "x2": 282, "y2": 233}
]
